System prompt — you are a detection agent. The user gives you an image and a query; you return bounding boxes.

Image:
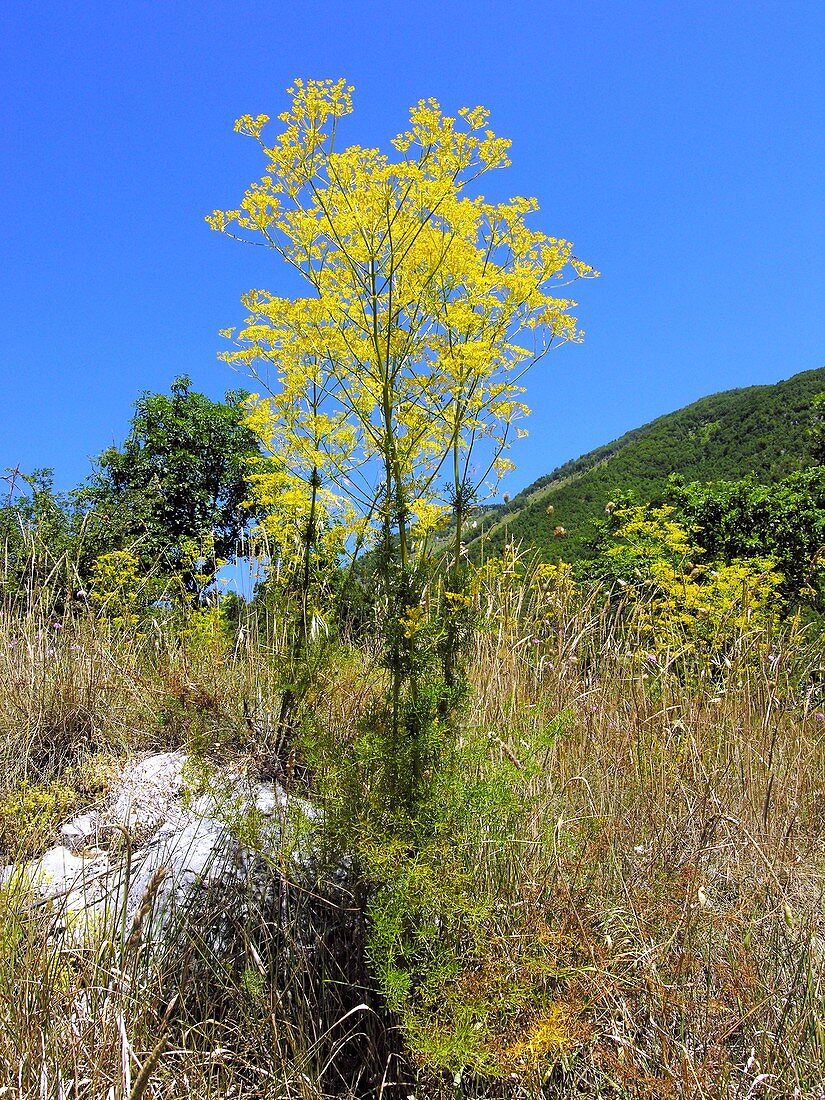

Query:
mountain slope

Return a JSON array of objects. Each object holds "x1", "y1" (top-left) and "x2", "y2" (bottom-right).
[{"x1": 471, "y1": 366, "x2": 825, "y2": 562}]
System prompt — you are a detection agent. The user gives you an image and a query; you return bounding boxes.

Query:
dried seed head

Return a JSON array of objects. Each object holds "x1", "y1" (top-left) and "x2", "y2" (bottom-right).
[{"x1": 126, "y1": 865, "x2": 168, "y2": 949}]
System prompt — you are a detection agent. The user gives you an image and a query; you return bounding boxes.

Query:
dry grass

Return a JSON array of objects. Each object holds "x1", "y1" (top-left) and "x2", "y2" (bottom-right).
[
  {"x1": 2, "y1": 559, "x2": 825, "y2": 1097},
  {"x1": 0, "y1": 856, "x2": 394, "y2": 1099},
  {"x1": 0, "y1": 602, "x2": 400, "y2": 1099},
  {"x1": 463, "y1": 568, "x2": 825, "y2": 1097}
]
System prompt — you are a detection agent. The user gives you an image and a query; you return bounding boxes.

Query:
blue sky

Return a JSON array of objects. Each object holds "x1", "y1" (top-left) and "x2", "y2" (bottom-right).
[{"x1": 2, "y1": 0, "x2": 823, "y2": 499}]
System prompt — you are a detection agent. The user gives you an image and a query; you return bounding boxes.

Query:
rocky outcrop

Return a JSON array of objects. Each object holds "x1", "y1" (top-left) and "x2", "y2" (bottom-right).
[{"x1": 0, "y1": 750, "x2": 320, "y2": 945}]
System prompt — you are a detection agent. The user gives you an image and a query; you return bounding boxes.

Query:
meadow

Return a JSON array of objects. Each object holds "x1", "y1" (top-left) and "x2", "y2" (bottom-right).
[{"x1": 2, "y1": 531, "x2": 825, "y2": 1100}]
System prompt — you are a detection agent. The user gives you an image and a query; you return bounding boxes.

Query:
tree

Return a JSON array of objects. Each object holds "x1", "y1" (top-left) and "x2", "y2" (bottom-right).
[
  {"x1": 91, "y1": 377, "x2": 262, "y2": 599},
  {"x1": 0, "y1": 468, "x2": 95, "y2": 608},
  {"x1": 208, "y1": 79, "x2": 596, "y2": 802},
  {"x1": 664, "y1": 470, "x2": 825, "y2": 607}
]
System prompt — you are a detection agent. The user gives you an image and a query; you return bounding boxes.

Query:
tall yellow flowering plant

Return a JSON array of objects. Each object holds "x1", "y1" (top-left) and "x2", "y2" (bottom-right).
[{"x1": 208, "y1": 79, "x2": 595, "y2": 802}]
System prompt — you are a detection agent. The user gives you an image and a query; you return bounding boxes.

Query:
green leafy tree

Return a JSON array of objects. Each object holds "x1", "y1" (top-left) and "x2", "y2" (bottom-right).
[
  {"x1": 208, "y1": 79, "x2": 595, "y2": 803},
  {"x1": 665, "y1": 469, "x2": 825, "y2": 606},
  {"x1": 0, "y1": 469, "x2": 100, "y2": 608},
  {"x1": 91, "y1": 377, "x2": 262, "y2": 599}
]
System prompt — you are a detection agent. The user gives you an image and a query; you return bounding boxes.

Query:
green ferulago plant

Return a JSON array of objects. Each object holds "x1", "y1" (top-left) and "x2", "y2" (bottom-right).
[{"x1": 208, "y1": 78, "x2": 596, "y2": 807}]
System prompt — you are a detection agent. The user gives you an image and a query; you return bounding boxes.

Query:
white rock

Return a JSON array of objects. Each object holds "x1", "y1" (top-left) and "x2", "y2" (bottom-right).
[
  {"x1": 29, "y1": 845, "x2": 87, "y2": 897},
  {"x1": 119, "y1": 811, "x2": 234, "y2": 930},
  {"x1": 7, "y1": 845, "x2": 109, "y2": 904},
  {"x1": 59, "y1": 812, "x2": 100, "y2": 850},
  {"x1": 254, "y1": 785, "x2": 281, "y2": 816},
  {"x1": 3, "y1": 751, "x2": 324, "y2": 952},
  {"x1": 254, "y1": 782, "x2": 318, "y2": 823},
  {"x1": 109, "y1": 750, "x2": 187, "y2": 837}
]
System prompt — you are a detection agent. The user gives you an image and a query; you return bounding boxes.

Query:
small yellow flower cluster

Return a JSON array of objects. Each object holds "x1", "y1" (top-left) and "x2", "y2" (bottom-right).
[
  {"x1": 400, "y1": 605, "x2": 427, "y2": 639},
  {"x1": 500, "y1": 1003, "x2": 586, "y2": 1073},
  {"x1": 89, "y1": 550, "x2": 143, "y2": 629},
  {"x1": 608, "y1": 505, "x2": 783, "y2": 663}
]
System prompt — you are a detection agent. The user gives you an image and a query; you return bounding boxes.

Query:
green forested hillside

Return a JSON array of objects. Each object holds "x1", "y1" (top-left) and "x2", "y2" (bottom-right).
[{"x1": 471, "y1": 366, "x2": 825, "y2": 561}]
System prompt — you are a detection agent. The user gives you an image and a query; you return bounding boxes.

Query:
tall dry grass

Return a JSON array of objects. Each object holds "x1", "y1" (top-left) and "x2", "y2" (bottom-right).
[
  {"x1": 1, "y1": 539, "x2": 825, "y2": 1096},
  {"x1": 0, "y1": 599, "x2": 401, "y2": 1099},
  {"x1": 463, "y1": 557, "x2": 825, "y2": 1096}
]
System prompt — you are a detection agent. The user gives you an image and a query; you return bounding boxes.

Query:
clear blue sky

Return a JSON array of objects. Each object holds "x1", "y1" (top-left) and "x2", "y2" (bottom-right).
[{"x1": 2, "y1": 0, "x2": 823, "y2": 498}]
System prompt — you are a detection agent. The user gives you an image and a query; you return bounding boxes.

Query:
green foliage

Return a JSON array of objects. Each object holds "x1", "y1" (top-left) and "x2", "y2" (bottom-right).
[
  {"x1": 90, "y1": 376, "x2": 262, "y2": 598},
  {"x1": 309, "y1": 696, "x2": 582, "y2": 1079},
  {"x1": 0, "y1": 380, "x2": 265, "y2": 613},
  {"x1": 0, "y1": 469, "x2": 104, "y2": 610},
  {"x1": 665, "y1": 467, "x2": 825, "y2": 607}
]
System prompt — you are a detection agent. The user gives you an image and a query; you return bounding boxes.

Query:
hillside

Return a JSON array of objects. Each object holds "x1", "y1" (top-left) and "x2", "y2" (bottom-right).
[{"x1": 471, "y1": 365, "x2": 825, "y2": 561}]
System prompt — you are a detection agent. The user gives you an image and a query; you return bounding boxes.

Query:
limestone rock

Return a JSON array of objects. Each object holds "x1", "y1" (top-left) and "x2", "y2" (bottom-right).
[{"x1": 1, "y1": 751, "x2": 321, "y2": 948}]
